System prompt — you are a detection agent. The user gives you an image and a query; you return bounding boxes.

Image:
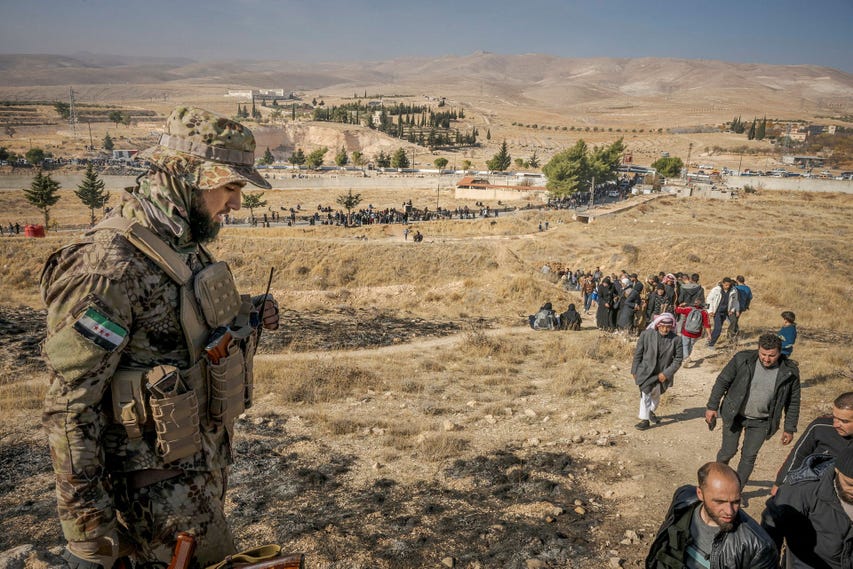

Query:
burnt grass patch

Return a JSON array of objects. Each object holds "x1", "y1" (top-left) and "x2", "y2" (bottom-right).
[
  {"x1": 0, "y1": 306, "x2": 479, "y2": 381},
  {"x1": 0, "y1": 305, "x2": 47, "y2": 381},
  {"x1": 229, "y1": 420, "x2": 602, "y2": 568},
  {"x1": 261, "y1": 307, "x2": 488, "y2": 352}
]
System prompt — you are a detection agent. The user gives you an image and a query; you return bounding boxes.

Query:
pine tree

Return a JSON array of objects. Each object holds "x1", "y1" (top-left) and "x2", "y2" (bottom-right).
[
  {"x1": 390, "y1": 148, "x2": 410, "y2": 169},
  {"x1": 289, "y1": 148, "x2": 306, "y2": 166},
  {"x1": 486, "y1": 129, "x2": 491, "y2": 141},
  {"x1": 75, "y1": 163, "x2": 109, "y2": 226},
  {"x1": 528, "y1": 150, "x2": 540, "y2": 168},
  {"x1": 262, "y1": 147, "x2": 274, "y2": 165},
  {"x1": 756, "y1": 116, "x2": 767, "y2": 140},
  {"x1": 24, "y1": 170, "x2": 61, "y2": 229},
  {"x1": 103, "y1": 133, "x2": 114, "y2": 151},
  {"x1": 486, "y1": 140, "x2": 511, "y2": 171},
  {"x1": 748, "y1": 119, "x2": 757, "y2": 140},
  {"x1": 335, "y1": 146, "x2": 349, "y2": 167}
]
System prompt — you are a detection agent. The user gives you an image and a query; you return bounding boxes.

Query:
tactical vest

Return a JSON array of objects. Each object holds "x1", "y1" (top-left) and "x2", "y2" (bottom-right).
[{"x1": 90, "y1": 217, "x2": 257, "y2": 464}]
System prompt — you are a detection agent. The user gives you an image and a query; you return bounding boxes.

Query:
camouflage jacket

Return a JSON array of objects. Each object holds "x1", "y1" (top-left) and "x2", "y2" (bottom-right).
[{"x1": 41, "y1": 181, "x2": 232, "y2": 543}]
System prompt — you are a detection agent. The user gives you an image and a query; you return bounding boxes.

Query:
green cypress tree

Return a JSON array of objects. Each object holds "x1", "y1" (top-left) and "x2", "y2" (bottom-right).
[
  {"x1": 486, "y1": 140, "x2": 511, "y2": 171},
  {"x1": 756, "y1": 116, "x2": 767, "y2": 140},
  {"x1": 24, "y1": 170, "x2": 61, "y2": 229},
  {"x1": 748, "y1": 119, "x2": 757, "y2": 140},
  {"x1": 75, "y1": 163, "x2": 109, "y2": 226}
]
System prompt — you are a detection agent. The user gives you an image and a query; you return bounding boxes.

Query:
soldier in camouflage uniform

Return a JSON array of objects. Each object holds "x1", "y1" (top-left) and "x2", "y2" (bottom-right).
[{"x1": 41, "y1": 106, "x2": 278, "y2": 569}]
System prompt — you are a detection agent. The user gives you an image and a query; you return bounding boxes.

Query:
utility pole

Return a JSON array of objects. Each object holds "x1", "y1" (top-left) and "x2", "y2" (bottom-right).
[
  {"x1": 87, "y1": 122, "x2": 94, "y2": 150},
  {"x1": 69, "y1": 87, "x2": 79, "y2": 137},
  {"x1": 589, "y1": 176, "x2": 595, "y2": 209},
  {"x1": 436, "y1": 183, "x2": 440, "y2": 211},
  {"x1": 685, "y1": 142, "x2": 693, "y2": 182}
]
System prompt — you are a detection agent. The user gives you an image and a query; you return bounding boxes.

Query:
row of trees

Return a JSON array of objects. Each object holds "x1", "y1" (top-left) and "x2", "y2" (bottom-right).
[
  {"x1": 24, "y1": 163, "x2": 109, "y2": 229},
  {"x1": 3, "y1": 134, "x2": 118, "y2": 164},
  {"x1": 1, "y1": 146, "x2": 54, "y2": 166},
  {"x1": 730, "y1": 116, "x2": 768, "y2": 140}
]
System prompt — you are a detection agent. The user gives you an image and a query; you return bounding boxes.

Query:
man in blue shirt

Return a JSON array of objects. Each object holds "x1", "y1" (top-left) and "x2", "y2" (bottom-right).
[{"x1": 731, "y1": 275, "x2": 753, "y2": 336}]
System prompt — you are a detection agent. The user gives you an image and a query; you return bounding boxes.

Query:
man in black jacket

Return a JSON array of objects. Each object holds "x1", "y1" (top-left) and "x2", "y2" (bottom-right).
[
  {"x1": 646, "y1": 462, "x2": 777, "y2": 568},
  {"x1": 761, "y1": 446, "x2": 853, "y2": 569},
  {"x1": 705, "y1": 333, "x2": 801, "y2": 487},
  {"x1": 771, "y1": 391, "x2": 853, "y2": 495}
]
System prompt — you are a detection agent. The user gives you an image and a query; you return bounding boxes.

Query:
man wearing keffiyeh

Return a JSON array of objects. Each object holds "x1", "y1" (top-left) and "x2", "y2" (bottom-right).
[{"x1": 632, "y1": 312, "x2": 683, "y2": 430}]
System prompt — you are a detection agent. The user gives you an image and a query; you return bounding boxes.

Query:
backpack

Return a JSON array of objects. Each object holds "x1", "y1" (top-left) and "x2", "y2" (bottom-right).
[
  {"x1": 784, "y1": 453, "x2": 835, "y2": 486},
  {"x1": 684, "y1": 308, "x2": 704, "y2": 335},
  {"x1": 532, "y1": 309, "x2": 558, "y2": 330}
]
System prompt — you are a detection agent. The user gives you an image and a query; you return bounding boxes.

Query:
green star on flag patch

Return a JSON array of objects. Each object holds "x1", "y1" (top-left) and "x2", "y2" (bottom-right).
[{"x1": 73, "y1": 307, "x2": 128, "y2": 351}]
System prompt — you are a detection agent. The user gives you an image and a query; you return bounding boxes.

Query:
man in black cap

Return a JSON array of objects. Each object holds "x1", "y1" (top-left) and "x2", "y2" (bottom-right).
[{"x1": 762, "y1": 446, "x2": 853, "y2": 568}]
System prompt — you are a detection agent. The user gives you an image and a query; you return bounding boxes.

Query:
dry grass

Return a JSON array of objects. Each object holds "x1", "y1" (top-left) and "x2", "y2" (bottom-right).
[
  {"x1": 254, "y1": 357, "x2": 379, "y2": 403},
  {"x1": 0, "y1": 377, "x2": 47, "y2": 429}
]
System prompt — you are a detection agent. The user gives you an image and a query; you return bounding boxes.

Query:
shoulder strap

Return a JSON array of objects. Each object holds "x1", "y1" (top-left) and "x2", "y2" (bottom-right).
[
  {"x1": 91, "y1": 216, "x2": 209, "y2": 362},
  {"x1": 92, "y1": 217, "x2": 193, "y2": 285}
]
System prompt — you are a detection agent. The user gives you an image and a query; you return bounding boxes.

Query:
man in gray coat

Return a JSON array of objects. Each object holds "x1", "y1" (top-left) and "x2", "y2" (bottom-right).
[{"x1": 632, "y1": 312, "x2": 684, "y2": 430}]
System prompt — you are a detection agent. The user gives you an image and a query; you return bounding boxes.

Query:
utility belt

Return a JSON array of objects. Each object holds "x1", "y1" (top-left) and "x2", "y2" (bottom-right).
[
  {"x1": 90, "y1": 216, "x2": 259, "y2": 465},
  {"x1": 109, "y1": 299, "x2": 258, "y2": 464}
]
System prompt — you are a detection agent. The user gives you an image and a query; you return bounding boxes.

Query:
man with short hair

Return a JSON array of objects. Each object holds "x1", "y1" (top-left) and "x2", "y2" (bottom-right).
[
  {"x1": 705, "y1": 277, "x2": 740, "y2": 348},
  {"x1": 762, "y1": 447, "x2": 853, "y2": 568},
  {"x1": 646, "y1": 462, "x2": 778, "y2": 568},
  {"x1": 772, "y1": 391, "x2": 853, "y2": 495},
  {"x1": 730, "y1": 275, "x2": 752, "y2": 336},
  {"x1": 679, "y1": 273, "x2": 705, "y2": 309},
  {"x1": 705, "y1": 333, "x2": 801, "y2": 487},
  {"x1": 41, "y1": 106, "x2": 279, "y2": 568}
]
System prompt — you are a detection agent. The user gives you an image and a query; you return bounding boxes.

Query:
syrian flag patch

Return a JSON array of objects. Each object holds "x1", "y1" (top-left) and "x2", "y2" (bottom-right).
[{"x1": 73, "y1": 307, "x2": 128, "y2": 351}]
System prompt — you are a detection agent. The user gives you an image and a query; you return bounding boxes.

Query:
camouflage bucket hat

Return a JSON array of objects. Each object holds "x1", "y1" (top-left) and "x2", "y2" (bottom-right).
[{"x1": 138, "y1": 106, "x2": 271, "y2": 190}]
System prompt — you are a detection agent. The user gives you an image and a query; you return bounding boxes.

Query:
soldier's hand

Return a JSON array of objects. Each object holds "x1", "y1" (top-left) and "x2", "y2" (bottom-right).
[{"x1": 260, "y1": 295, "x2": 279, "y2": 330}]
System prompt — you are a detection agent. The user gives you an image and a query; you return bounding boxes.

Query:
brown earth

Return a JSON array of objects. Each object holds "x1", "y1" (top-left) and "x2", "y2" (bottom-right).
[{"x1": 0, "y1": 56, "x2": 852, "y2": 567}]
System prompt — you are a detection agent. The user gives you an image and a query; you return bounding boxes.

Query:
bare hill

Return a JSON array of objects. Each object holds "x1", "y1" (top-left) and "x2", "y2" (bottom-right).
[{"x1": 1, "y1": 52, "x2": 850, "y2": 120}]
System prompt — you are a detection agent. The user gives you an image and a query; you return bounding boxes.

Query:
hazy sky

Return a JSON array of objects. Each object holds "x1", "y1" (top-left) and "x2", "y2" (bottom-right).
[{"x1": 2, "y1": 0, "x2": 852, "y2": 72}]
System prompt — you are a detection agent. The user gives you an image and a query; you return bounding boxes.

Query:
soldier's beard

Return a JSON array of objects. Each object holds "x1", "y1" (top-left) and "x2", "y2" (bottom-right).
[{"x1": 188, "y1": 193, "x2": 221, "y2": 244}]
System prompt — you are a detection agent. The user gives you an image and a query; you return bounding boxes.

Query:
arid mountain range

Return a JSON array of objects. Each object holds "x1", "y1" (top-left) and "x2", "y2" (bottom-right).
[{"x1": 1, "y1": 52, "x2": 851, "y2": 124}]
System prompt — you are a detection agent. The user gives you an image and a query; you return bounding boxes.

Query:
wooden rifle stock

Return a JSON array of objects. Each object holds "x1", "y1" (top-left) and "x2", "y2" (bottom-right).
[
  {"x1": 231, "y1": 554, "x2": 305, "y2": 569},
  {"x1": 167, "y1": 532, "x2": 197, "y2": 569}
]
